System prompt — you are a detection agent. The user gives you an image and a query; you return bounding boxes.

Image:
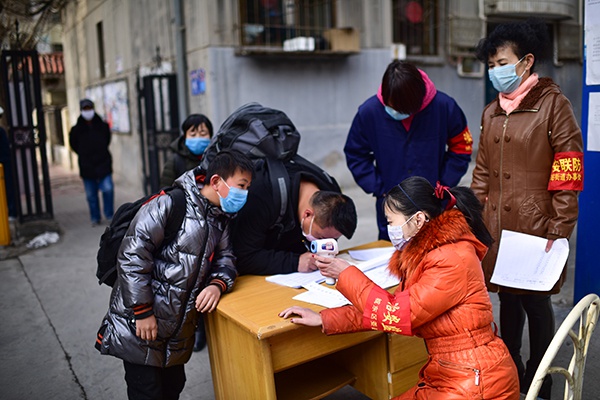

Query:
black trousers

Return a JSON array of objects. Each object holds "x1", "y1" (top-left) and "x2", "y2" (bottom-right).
[
  {"x1": 123, "y1": 361, "x2": 186, "y2": 400},
  {"x1": 498, "y1": 292, "x2": 555, "y2": 399}
]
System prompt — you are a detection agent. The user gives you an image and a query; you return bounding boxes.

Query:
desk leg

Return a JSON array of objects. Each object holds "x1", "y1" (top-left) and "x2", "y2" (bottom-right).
[
  {"x1": 206, "y1": 311, "x2": 277, "y2": 399},
  {"x1": 329, "y1": 334, "x2": 390, "y2": 400}
]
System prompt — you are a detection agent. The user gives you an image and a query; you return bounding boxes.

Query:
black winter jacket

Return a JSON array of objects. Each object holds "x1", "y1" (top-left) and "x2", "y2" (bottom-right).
[
  {"x1": 232, "y1": 158, "x2": 340, "y2": 275},
  {"x1": 69, "y1": 114, "x2": 112, "y2": 179},
  {"x1": 95, "y1": 168, "x2": 238, "y2": 367},
  {"x1": 160, "y1": 135, "x2": 203, "y2": 188}
]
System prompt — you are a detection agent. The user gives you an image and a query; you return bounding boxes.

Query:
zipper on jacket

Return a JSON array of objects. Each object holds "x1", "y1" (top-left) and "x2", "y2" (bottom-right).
[
  {"x1": 438, "y1": 359, "x2": 480, "y2": 386},
  {"x1": 496, "y1": 108, "x2": 536, "y2": 236},
  {"x1": 163, "y1": 202, "x2": 211, "y2": 367},
  {"x1": 498, "y1": 114, "x2": 508, "y2": 235}
]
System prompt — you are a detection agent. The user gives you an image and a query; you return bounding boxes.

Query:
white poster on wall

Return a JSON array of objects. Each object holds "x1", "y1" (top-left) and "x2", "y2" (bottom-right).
[
  {"x1": 588, "y1": 92, "x2": 600, "y2": 151},
  {"x1": 585, "y1": 0, "x2": 600, "y2": 85}
]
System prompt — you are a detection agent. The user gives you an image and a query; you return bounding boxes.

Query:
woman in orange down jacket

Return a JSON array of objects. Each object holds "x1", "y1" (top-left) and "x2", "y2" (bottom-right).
[{"x1": 280, "y1": 176, "x2": 519, "y2": 399}]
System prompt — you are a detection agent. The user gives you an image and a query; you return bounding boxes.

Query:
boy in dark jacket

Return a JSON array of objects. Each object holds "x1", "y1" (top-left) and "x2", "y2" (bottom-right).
[
  {"x1": 69, "y1": 99, "x2": 114, "y2": 226},
  {"x1": 160, "y1": 113, "x2": 214, "y2": 188},
  {"x1": 95, "y1": 150, "x2": 253, "y2": 400}
]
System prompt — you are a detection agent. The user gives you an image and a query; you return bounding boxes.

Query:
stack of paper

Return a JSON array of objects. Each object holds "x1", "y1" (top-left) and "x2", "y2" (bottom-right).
[
  {"x1": 265, "y1": 269, "x2": 324, "y2": 289},
  {"x1": 266, "y1": 246, "x2": 399, "y2": 308},
  {"x1": 293, "y1": 282, "x2": 351, "y2": 308}
]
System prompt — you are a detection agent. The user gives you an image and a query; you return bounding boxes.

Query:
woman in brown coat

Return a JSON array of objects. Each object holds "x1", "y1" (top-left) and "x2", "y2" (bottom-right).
[
  {"x1": 280, "y1": 177, "x2": 519, "y2": 399},
  {"x1": 471, "y1": 19, "x2": 584, "y2": 399}
]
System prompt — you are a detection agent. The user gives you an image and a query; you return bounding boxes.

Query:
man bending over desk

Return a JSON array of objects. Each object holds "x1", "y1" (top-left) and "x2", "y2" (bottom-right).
[{"x1": 232, "y1": 157, "x2": 357, "y2": 275}]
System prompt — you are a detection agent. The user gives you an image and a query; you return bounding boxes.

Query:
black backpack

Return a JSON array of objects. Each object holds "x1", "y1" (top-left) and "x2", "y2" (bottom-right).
[
  {"x1": 95, "y1": 187, "x2": 187, "y2": 287},
  {"x1": 200, "y1": 102, "x2": 302, "y2": 233}
]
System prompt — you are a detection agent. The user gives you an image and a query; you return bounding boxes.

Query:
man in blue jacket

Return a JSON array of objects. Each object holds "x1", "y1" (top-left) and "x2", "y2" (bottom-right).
[{"x1": 344, "y1": 61, "x2": 473, "y2": 240}]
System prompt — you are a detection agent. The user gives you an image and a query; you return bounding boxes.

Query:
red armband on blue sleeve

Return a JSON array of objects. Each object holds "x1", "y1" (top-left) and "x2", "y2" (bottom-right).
[{"x1": 447, "y1": 127, "x2": 473, "y2": 155}]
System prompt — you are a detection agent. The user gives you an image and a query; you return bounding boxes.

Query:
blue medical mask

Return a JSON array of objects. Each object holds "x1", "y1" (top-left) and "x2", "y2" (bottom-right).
[
  {"x1": 185, "y1": 137, "x2": 211, "y2": 155},
  {"x1": 218, "y1": 178, "x2": 248, "y2": 213},
  {"x1": 385, "y1": 106, "x2": 410, "y2": 121},
  {"x1": 387, "y1": 214, "x2": 416, "y2": 251},
  {"x1": 488, "y1": 56, "x2": 526, "y2": 94}
]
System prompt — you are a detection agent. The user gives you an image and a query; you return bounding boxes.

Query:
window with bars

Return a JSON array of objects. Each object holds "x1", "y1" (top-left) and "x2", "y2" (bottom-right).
[
  {"x1": 392, "y1": 0, "x2": 439, "y2": 56},
  {"x1": 240, "y1": 0, "x2": 335, "y2": 49}
]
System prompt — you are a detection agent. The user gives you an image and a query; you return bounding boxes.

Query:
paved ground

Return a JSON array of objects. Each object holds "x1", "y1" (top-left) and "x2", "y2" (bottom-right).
[{"x1": 0, "y1": 164, "x2": 597, "y2": 400}]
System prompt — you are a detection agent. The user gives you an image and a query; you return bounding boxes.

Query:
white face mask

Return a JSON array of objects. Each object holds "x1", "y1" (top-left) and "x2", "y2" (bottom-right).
[
  {"x1": 387, "y1": 213, "x2": 416, "y2": 251},
  {"x1": 301, "y1": 215, "x2": 317, "y2": 242},
  {"x1": 81, "y1": 109, "x2": 95, "y2": 121}
]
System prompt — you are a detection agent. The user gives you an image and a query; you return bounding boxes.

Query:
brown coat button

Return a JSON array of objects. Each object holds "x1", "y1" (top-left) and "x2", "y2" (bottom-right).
[
  {"x1": 504, "y1": 205, "x2": 511, "y2": 211},
  {"x1": 504, "y1": 172, "x2": 511, "y2": 179}
]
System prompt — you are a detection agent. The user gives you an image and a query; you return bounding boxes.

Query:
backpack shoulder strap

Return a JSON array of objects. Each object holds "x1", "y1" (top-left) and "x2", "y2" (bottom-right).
[
  {"x1": 265, "y1": 157, "x2": 290, "y2": 232},
  {"x1": 163, "y1": 187, "x2": 187, "y2": 243}
]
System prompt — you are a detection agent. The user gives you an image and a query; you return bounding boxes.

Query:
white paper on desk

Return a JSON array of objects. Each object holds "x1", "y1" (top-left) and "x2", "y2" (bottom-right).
[
  {"x1": 266, "y1": 269, "x2": 325, "y2": 288},
  {"x1": 293, "y1": 282, "x2": 351, "y2": 308},
  {"x1": 337, "y1": 252, "x2": 393, "y2": 273},
  {"x1": 490, "y1": 230, "x2": 569, "y2": 291},
  {"x1": 267, "y1": 247, "x2": 393, "y2": 289},
  {"x1": 348, "y1": 247, "x2": 394, "y2": 261},
  {"x1": 292, "y1": 266, "x2": 399, "y2": 308},
  {"x1": 364, "y1": 265, "x2": 400, "y2": 289}
]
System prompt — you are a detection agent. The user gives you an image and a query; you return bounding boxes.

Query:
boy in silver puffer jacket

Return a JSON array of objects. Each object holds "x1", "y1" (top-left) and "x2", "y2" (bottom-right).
[{"x1": 95, "y1": 150, "x2": 253, "y2": 399}]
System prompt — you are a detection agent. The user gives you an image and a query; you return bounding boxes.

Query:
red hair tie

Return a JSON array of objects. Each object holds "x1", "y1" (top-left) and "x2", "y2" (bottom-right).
[{"x1": 434, "y1": 181, "x2": 456, "y2": 210}]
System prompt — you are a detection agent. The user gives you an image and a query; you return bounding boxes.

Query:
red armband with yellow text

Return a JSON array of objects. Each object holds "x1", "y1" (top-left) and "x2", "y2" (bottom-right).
[
  {"x1": 447, "y1": 127, "x2": 473, "y2": 155},
  {"x1": 363, "y1": 287, "x2": 412, "y2": 336},
  {"x1": 548, "y1": 151, "x2": 584, "y2": 191}
]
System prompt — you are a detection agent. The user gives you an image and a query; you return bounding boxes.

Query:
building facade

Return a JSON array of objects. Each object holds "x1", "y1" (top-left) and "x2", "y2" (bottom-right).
[{"x1": 60, "y1": 0, "x2": 583, "y2": 191}]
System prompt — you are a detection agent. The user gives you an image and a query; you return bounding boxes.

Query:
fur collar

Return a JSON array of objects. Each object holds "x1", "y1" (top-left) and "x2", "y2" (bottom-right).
[
  {"x1": 388, "y1": 209, "x2": 482, "y2": 284},
  {"x1": 493, "y1": 77, "x2": 558, "y2": 114}
]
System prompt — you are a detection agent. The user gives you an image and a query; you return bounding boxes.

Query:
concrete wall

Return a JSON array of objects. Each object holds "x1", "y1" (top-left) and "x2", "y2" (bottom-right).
[
  {"x1": 59, "y1": 0, "x2": 584, "y2": 193},
  {"x1": 61, "y1": 0, "x2": 178, "y2": 192}
]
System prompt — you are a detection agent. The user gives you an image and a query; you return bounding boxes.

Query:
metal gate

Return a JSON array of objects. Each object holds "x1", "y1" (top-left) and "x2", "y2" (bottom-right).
[
  {"x1": 0, "y1": 50, "x2": 53, "y2": 222},
  {"x1": 137, "y1": 74, "x2": 179, "y2": 195}
]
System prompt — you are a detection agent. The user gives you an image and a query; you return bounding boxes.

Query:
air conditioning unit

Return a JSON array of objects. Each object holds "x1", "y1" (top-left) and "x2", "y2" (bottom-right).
[{"x1": 484, "y1": 0, "x2": 577, "y2": 20}]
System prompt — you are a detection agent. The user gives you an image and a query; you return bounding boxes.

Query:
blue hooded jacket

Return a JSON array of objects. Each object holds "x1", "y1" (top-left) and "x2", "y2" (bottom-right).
[{"x1": 344, "y1": 70, "x2": 472, "y2": 239}]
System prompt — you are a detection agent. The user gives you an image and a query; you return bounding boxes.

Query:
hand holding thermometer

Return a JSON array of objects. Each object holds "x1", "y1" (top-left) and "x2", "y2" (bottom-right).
[{"x1": 310, "y1": 239, "x2": 339, "y2": 285}]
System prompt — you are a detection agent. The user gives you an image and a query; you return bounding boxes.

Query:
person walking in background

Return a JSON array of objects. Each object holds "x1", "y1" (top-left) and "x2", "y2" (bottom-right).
[
  {"x1": 344, "y1": 60, "x2": 473, "y2": 241},
  {"x1": 95, "y1": 150, "x2": 253, "y2": 400},
  {"x1": 280, "y1": 177, "x2": 519, "y2": 399},
  {"x1": 69, "y1": 99, "x2": 114, "y2": 227},
  {"x1": 471, "y1": 18, "x2": 584, "y2": 399},
  {"x1": 160, "y1": 114, "x2": 213, "y2": 188}
]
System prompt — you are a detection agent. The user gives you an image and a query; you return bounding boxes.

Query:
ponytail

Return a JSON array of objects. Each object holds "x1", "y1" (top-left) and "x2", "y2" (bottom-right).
[
  {"x1": 433, "y1": 181, "x2": 493, "y2": 246},
  {"x1": 448, "y1": 186, "x2": 493, "y2": 247}
]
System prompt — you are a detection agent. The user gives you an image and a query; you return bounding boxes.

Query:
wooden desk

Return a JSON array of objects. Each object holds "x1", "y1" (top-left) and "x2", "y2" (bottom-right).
[{"x1": 205, "y1": 241, "x2": 428, "y2": 400}]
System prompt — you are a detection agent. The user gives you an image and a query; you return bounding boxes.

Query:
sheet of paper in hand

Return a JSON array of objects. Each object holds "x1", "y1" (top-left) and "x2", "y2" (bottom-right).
[{"x1": 490, "y1": 230, "x2": 569, "y2": 291}]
